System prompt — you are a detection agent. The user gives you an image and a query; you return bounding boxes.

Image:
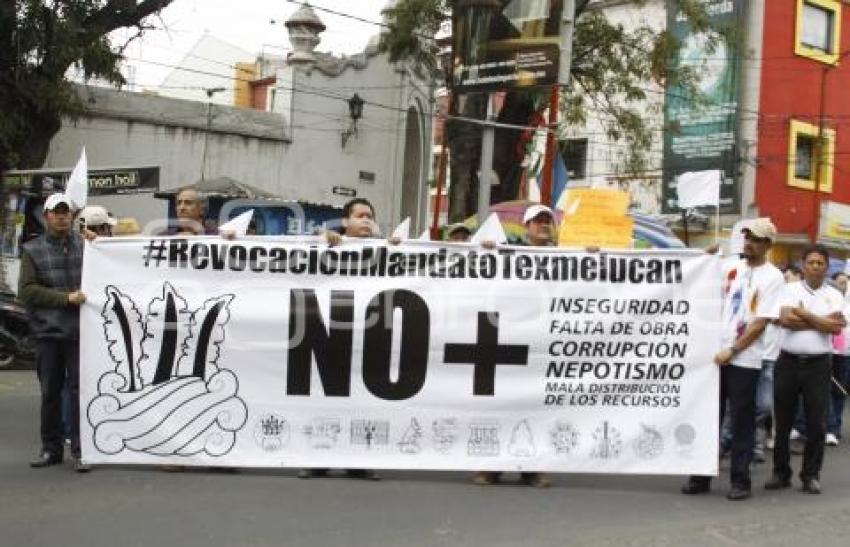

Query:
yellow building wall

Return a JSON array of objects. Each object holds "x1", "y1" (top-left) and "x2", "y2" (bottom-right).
[{"x1": 233, "y1": 63, "x2": 257, "y2": 108}]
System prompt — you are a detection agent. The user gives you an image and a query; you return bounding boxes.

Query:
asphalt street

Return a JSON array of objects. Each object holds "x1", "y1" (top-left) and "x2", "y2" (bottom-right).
[{"x1": 2, "y1": 370, "x2": 849, "y2": 547}]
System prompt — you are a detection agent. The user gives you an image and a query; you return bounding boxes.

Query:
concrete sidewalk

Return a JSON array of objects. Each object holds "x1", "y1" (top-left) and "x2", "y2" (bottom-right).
[{"x1": 2, "y1": 370, "x2": 849, "y2": 547}]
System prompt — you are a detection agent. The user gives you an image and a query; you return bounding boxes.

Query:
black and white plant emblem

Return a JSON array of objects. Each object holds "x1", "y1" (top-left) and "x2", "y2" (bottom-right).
[
  {"x1": 467, "y1": 420, "x2": 500, "y2": 457},
  {"x1": 350, "y1": 420, "x2": 390, "y2": 448},
  {"x1": 590, "y1": 421, "x2": 622, "y2": 460},
  {"x1": 253, "y1": 414, "x2": 290, "y2": 452},
  {"x1": 303, "y1": 418, "x2": 342, "y2": 449},
  {"x1": 674, "y1": 423, "x2": 696, "y2": 457},
  {"x1": 87, "y1": 283, "x2": 247, "y2": 457},
  {"x1": 398, "y1": 418, "x2": 423, "y2": 454},
  {"x1": 633, "y1": 424, "x2": 664, "y2": 460},
  {"x1": 432, "y1": 418, "x2": 458, "y2": 454},
  {"x1": 550, "y1": 421, "x2": 580, "y2": 455},
  {"x1": 508, "y1": 419, "x2": 535, "y2": 457}
]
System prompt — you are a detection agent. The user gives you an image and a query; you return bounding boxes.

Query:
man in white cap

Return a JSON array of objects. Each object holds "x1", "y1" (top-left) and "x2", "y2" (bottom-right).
[
  {"x1": 78, "y1": 205, "x2": 117, "y2": 237},
  {"x1": 522, "y1": 204, "x2": 555, "y2": 247},
  {"x1": 682, "y1": 218, "x2": 784, "y2": 500},
  {"x1": 472, "y1": 202, "x2": 555, "y2": 489},
  {"x1": 19, "y1": 193, "x2": 89, "y2": 472}
]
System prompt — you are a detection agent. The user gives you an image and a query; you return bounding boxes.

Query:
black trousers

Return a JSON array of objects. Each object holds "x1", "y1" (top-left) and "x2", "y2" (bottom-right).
[
  {"x1": 35, "y1": 338, "x2": 80, "y2": 458},
  {"x1": 772, "y1": 351, "x2": 831, "y2": 482},
  {"x1": 690, "y1": 364, "x2": 760, "y2": 489}
]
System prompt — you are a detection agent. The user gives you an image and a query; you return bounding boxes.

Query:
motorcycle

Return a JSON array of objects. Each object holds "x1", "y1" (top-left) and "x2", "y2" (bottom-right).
[{"x1": 0, "y1": 291, "x2": 34, "y2": 369}]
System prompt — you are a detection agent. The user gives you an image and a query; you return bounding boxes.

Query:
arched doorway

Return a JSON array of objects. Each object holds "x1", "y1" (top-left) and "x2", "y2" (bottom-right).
[{"x1": 400, "y1": 106, "x2": 423, "y2": 231}]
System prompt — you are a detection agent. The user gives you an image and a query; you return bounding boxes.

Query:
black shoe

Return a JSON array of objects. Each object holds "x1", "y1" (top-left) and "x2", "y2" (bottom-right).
[
  {"x1": 726, "y1": 486, "x2": 752, "y2": 500},
  {"x1": 30, "y1": 451, "x2": 62, "y2": 468},
  {"x1": 73, "y1": 458, "x2": 92, "y2": 473},
  {"x1": 345, "y1": 469, "x2": 381, "y2": 481},
  {"x1": 298, "y1": 468, "x2": 328, "y2": 479},
  {"x1": 681, "y1": 478, "x2": 710, "y2": 495},
  {"x1": 801, "y1": 478, "x2": 821, "y2": 494},
  {"x1": 764, "y1": 474, "x2": 791, "y2": 490}
]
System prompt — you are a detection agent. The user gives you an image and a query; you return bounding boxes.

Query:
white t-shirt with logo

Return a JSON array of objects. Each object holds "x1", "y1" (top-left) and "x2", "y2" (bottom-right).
[
  {"x1": 720, "y1": 260, "x2": 785, "y2": 369},
  {"x1": 779, "y1": 281, "x2": 848, "y2": 355}
]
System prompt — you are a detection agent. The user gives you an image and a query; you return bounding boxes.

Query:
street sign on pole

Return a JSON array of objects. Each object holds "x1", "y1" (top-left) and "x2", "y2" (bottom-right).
[{"x1": 451, "y1": 1, "x2": 565, "y2": 93}]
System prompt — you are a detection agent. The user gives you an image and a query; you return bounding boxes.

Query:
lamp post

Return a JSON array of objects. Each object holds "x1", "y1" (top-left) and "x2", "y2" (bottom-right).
[
  {"x1": 201, "y1": 87, "x2": 226, "y2": 181},
  {"x1": 341, "y1": 93, "x2": 365, "y2": 148}
]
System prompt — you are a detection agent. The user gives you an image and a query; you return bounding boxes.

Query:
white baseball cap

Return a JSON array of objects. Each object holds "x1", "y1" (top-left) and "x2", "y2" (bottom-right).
[
  {"x1": 43, "y1": 193, "x2": 73, "y2": 212},
  {"x1": 523, "y1": 204, "x2": 554, "y2": 224},
  {"x1": 78, "y1": 205, "x2": 117, "y2": 227},
  {"x1": 742, "y1": 217, "x2": 777, "y2": 242}
]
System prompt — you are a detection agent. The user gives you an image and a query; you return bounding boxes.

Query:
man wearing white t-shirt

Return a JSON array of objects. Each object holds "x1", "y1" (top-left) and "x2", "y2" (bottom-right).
[
  {"x1": 682, "y1": 218, "x2": 784, "y2": 500},
  {"x1": 766, "y1": 245, "x2": 847, "y2": 495}
]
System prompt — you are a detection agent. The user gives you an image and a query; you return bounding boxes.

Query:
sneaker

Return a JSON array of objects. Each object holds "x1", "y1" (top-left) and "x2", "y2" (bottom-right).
[
  {"x1": 726, "y1": 486, "x2": 752, "y2": 501},
  {"x1": 73, "y1": 458, "x2": 92, "y2": 473},
  {"x1": 764, "y1": 473, "x2": 791, "y2": 490},
  {"x1": 298, "y1": 468, "x2": 328, "y2": 479},
  {"x1": 789, "y1": 429, "x2": 803, "y2": 441},
  {"x1": 825, "y1": 433, "x2": 839, "y2": 446},
  {"x1": 29, "y1": 451, "x2": 63, "y2": 468},
  {"x1": 681, "y1": 477, "x2": 711, "y2": 495},
  {"x1": 472, "y1": 471, "x2": 500, "y2": 486},
  {"x1": 520, "y1": 472, "x2": 551, "y2": 488},
  {"x1": 753, "y1": 451, "x2": 766, "y2": 464},
  {"x1": 345, "y1": 469, "x2": 380, "y2": 481},
  {"x1": 159, "y1": 465, "x2": 185, "y2": 472},
  {"x1": 801, "y1": 478, "x2": 821, "y2": 494}
]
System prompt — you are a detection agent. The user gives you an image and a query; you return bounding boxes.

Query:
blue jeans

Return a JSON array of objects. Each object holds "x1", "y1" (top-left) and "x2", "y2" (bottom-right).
[{"x1": 828, "y1": 355, "x2": 850, "y2": 437}]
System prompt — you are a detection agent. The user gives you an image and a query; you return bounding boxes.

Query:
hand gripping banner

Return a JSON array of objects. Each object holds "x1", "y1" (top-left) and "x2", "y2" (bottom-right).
[{"x1": 80, "y1": 237, "x2": 722, "y2": 474}]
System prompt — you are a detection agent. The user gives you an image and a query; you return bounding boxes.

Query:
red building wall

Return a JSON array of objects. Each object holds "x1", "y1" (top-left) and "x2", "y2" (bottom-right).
[{"x1": 756, "y1": 1, "x2": 850, "y2": 237}]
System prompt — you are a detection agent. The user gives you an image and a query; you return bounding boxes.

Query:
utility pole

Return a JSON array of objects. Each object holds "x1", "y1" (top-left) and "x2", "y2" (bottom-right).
[
  {"x1": 201, "y1": 87, "x2": 226, "y2": 181},
  {"x1": 477, "y1": 93, "x2": 495, "y2": 223},
  {"x1": 541, "y1": 0, "x2": 576, "y2": 207},
  {"x1": 811, "y1": 49, "x2": 850, "y2": 244}
]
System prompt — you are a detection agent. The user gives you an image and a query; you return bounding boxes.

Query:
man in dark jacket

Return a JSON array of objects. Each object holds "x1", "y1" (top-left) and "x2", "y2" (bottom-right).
[{"x1": 19, "y1": 193, "x2": 89, "y2": 472}]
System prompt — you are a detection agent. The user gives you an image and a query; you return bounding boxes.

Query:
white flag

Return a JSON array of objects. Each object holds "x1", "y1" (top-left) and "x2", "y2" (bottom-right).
[
  {"x1": 728, "y1": 219, "x2": 751, "y2": 256},
  {"x1": 65, "y1": 148, "x2": 88, "y2": 209},
  {"x1": 471, "y1": 212, "x2": 507, "y2": 245},
  {"x1": 391, "y1": 217, "x2": 411, "y2": 240},
  {"x1": 218, "y1": 210, "x2": 254, "y2": 238},
  {"x1": 416, "y1": 229, "x2": 431, "y2": 241},
  {"x1": 676, "y1": 170, "x2": 721, "y2": 209}
]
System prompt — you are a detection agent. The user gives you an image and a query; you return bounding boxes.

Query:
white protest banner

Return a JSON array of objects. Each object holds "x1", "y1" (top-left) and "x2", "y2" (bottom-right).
[{"x1": 80, "y1": 237, "x2": 721, "y2": 475}]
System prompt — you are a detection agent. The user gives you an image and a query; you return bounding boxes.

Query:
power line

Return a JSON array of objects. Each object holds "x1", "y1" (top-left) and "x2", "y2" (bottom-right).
[{"x1": 279, "y1": 0, "x2": 435, "y2": 41}]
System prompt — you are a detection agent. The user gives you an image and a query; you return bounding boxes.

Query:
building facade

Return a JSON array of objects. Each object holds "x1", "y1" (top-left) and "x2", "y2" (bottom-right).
[
  {"x1": 34, "y1": 4, "x2": 432, "y2": 236},
  {"x1": 752, "y1": 0, "x2": 850, "y2": 262}
]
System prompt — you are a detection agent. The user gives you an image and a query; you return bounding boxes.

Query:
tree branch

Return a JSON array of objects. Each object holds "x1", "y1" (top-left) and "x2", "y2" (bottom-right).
[{"x1": 84, "y1": 0, "x2": 174, "y2": 36}]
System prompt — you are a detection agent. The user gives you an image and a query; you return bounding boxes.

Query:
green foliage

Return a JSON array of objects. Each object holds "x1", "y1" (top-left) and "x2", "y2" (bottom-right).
[
  {"x1": 379, "y1": 0, "x2": 448, "y2": 75},
  {"x1": 0, "y1": 1, "x2": 173, "y2": 172},
  {"x1": 380, "y1": 0, "x2": 719, "y2": 181}
]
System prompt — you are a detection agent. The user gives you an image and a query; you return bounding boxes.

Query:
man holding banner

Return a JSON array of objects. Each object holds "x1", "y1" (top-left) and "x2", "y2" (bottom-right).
[
  {"x1": 473, "y1": 203, "x2": 554, "y2": 488},
  {"x1": 301, "y1": 197, "x2": 382, "y2": 481},
  {"x1": 20, "y1": 193, "x2": 90, "y2": 473},
  {"x1": 682, "y1": 218, "x2": 783, "y2": 500}
]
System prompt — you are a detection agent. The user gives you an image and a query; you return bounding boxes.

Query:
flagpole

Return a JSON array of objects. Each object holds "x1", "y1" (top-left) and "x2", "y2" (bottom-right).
[{"x1": 715, "y1": 205, "x2": 721, "y2": 244}]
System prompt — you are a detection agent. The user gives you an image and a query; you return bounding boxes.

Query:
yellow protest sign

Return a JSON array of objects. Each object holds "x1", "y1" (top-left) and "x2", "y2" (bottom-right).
[
  {"x1": 562, "y1": 188, "x2": 629, "y2": 217},
  {"x1": 558, "y1": 215, "x2": 634, "y2": 248}
]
